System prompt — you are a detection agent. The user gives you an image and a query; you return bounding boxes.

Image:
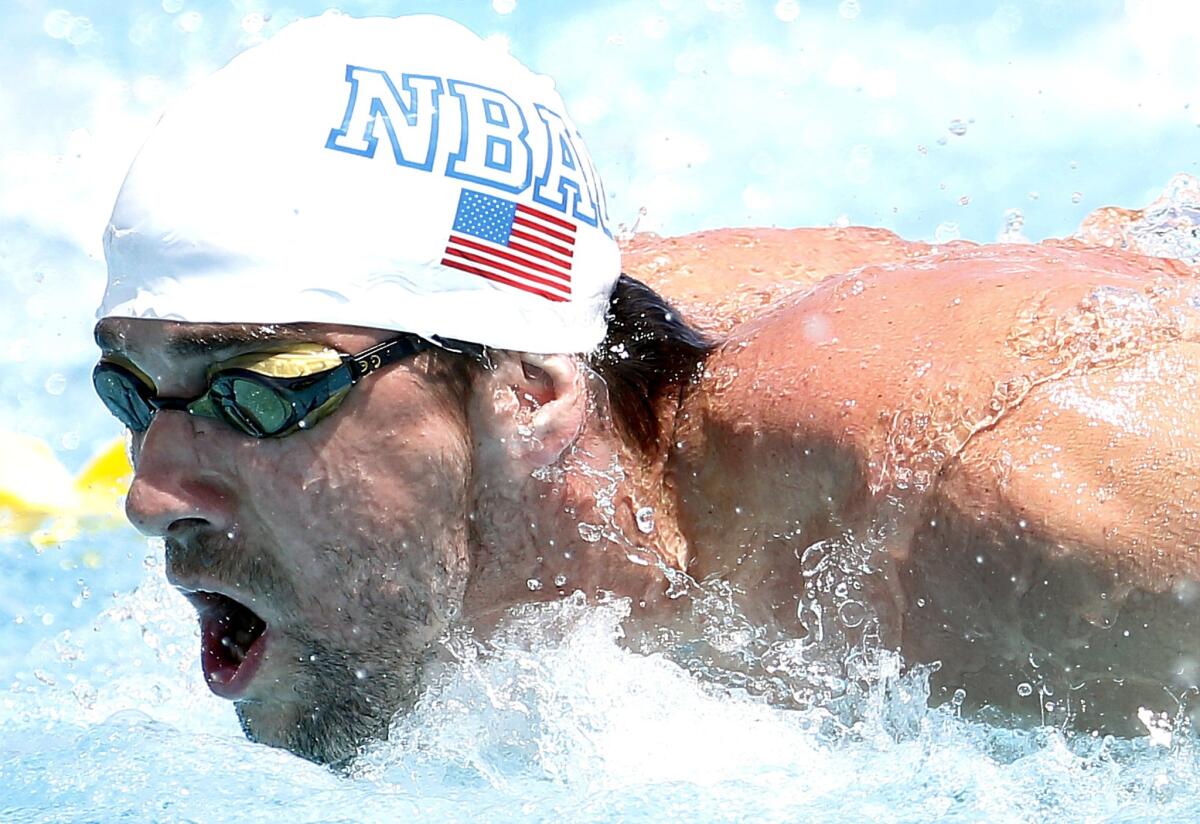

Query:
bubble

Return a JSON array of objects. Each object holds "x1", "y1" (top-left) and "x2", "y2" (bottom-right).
[
  {"x1": 1017, "y1": 682, "x2": 1034, "y2": 697},
  {"x1": 161, "y1": 0, "x2": 184, "y2": 12},
  {"x1": 774, "y1": 0, "x2": 800, "y2": 22},
  {"x1": 951, "y1": 688, "x2": 967, "y2": 707},
  {"x1": 948, "y1": 118, "x2": 969, "y2": 136},
  {"x1": 838, "y1": 0, "x2": 860, "y2": 20},
  {"x1": 492, "y1": 0, "x2": 517, "y2": 14},
  {"x1": 958, "y1": 195, "x2": 971, "y2": 206},
  {"x1": 526, "y1": 578, "x2": 543, "y2": 592},
  {"x1": 1071, "y1": 191, "x2": 1083, "y2": 204},
  {"x1": 553, "y1": 573, "x2": 567, "y2": 588},
  {"x1": 177, "y1": 10, "x2": 203, "y2": 32}
]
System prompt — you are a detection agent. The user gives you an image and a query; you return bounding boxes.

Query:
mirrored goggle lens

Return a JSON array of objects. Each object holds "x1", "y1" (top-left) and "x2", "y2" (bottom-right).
[
  {"x1": 210, "y1": 376, "x2": 297, "y2": 437},
  {"x1": 93, "y1": 364, "x2": 154, "y2": 432}
]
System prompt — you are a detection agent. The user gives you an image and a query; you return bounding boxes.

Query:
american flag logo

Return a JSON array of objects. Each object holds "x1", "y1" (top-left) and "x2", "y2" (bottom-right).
[{"x1": 442, "y1": 189, "x2": 575, "y2": 302}]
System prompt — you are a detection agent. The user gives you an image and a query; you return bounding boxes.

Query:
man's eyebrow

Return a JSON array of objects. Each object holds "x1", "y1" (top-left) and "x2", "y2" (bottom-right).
[
  {"x1": 95, "y1": 324, "x2": 321, "y2": 357},
  {"x1": 160, "y1": 328, "x2": 294, "y2": 357}
]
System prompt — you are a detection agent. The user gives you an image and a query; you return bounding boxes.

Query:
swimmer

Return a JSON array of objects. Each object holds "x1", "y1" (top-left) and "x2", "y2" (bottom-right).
[{"x1": 92, "y1": 14, "x2": 1200, "y2": 764}]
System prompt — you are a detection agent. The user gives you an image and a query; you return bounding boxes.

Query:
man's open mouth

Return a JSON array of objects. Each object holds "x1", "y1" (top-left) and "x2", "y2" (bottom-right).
[{"x1": 187, "y1": 591, "x2": 269, "y2": 699}]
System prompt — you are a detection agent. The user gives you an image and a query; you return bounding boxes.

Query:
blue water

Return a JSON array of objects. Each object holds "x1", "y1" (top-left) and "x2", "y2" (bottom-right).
[
  {"x1": 5, "y1": 534, "x2": 1200, "y2": 822},
  {"x1": 6, "y1": 2, "x2": 1200, "y2": 821}
]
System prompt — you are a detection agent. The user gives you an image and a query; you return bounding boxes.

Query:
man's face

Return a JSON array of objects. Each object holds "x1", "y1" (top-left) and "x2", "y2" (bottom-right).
[{"x1": 95, "y1": 318, "x2": 474, "y2": 764}]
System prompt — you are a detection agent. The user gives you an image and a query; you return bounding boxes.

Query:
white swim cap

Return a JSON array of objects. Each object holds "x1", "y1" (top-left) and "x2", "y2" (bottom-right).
[{"x1": 98, "y1": 13, "x2": 619, "y2": 354}]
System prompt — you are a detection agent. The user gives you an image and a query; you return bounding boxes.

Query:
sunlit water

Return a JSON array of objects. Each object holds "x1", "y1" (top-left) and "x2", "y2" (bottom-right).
[
  {"x1": 5, "y1": 533, "x2": 1200, "y2": 823},
  {"x1": 6, "y1": 1, "x2": 1200, "y2": 819}
]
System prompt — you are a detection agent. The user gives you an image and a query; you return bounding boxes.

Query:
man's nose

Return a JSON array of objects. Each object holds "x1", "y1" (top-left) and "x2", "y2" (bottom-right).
[{"x1": 124, "y1": 411, "x2": 234, "y2": 537}]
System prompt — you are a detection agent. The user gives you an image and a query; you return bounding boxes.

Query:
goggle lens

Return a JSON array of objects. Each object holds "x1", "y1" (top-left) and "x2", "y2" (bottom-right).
[
  {"x1": 93, "y1": 364, "x2": 155, "y2": 432},
  {"x1": 221, "y1": 377, "x2": 294, "y2": 435}
]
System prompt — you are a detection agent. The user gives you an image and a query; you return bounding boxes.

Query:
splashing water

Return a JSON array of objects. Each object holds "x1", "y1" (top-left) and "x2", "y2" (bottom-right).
[
  {"x1": 5, "y1": 533, "x2": 1200, "y2": 822},
  {"x1": 1075, "y1": 173, "x2": 1200, "y2": 266}
]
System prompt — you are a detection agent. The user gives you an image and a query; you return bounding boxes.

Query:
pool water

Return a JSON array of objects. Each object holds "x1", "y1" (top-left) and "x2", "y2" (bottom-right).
[
  {"x1": 5, "y1": 533, "x2": 1200, "y2": 822},
  {"x1": 6, "y1": 2, "x2": 1200, "y2": 821}
]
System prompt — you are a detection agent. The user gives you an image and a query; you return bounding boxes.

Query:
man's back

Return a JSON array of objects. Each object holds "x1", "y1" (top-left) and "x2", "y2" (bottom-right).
[{"x1": 667, "y1": 237, "x2": 1200, "y2": 730}]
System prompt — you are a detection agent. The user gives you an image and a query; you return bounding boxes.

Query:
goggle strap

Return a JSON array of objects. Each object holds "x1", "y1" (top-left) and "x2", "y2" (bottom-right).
[{"x1": 347, "y1": 335, "x2": 431, "y2": 382}]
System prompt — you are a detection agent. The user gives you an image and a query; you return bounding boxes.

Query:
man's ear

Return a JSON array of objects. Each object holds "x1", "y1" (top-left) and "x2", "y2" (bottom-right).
[{"x1": 468, "y1": 351, "x2": 588, "y2": 468}]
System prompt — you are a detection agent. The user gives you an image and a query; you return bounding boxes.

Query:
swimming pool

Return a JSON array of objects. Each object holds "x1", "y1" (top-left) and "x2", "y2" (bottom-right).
[{"x1": 5, "y1": 2, "x2": 1200, "y2": 820}]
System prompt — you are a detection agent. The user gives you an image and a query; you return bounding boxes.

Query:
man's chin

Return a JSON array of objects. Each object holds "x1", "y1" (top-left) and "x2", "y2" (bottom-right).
[{"x1": 235, "y1": 690, "x2": 396, "y2": 766}]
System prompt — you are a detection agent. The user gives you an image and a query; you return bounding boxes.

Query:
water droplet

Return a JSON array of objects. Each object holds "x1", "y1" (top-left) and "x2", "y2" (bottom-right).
[
  {"x1": 553, "y1": 573, "x2": 567, "y2": 587},
  {"x1": 44, "y1": 373, "x2": 66, "y2": 395},
  {"x1": 774, "y1": 0, "x2": 800, "y2": 22},
  {"x1": 62, "y1": 14, "x2": 95, "y2": 45},
  {"x1": 934, "y1": 222, "x2": 960, "y2": 243},
  {"x1": 838, "y1": 0, "x2": 860, "y2": 20},
  {"x1": 1071, "y1": 191, "x2": 1083, "y2": 204},
  {"x1": 948, "y1": 118, "x2": 969, "y2": 136},
  {"x1": 951, "y1": 687, "x2": 967, "y2": 706},
  {"x1": 492, "y1": 0, "x2": 517, "y2": 14},
  {"x1": 1017, "y1": 682, "x2": 1033, "y2": 697},
  {"x1": 526, "y1": 578, "x2": 543, "y2": 591},
  {"x1": 161, "y1": 0, "x2": 184, "y2": 13},
  {"x1": 635, "y1": 506, "x2": 655, "y2": 534},
  {"x1": 997, "y1": 208, "x2": 1029, "y2": 243},
  {"x1": 71, "y1": 682, "x2": 97, "y2": 709},
  {"x1": 43, "y1": 10, "x2": 72, "y2": 39},
  {"x1": 577, "y1": 522, "x2": 603, "y2": 543},
  {"x1": 837, "y1": 599, "x2": 867, "y2": 628},
  {"x1": 355, "y1": 668, "x2": 368, "y2": 680}
]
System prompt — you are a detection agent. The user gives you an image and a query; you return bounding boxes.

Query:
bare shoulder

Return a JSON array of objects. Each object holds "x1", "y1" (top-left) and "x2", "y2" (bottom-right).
[
  {"x1": 621, "y1": 226, "x2": 931, "y2": 335},
  {"x1": 700, "y1": 242, "x2": 1198, "y2": 452}
]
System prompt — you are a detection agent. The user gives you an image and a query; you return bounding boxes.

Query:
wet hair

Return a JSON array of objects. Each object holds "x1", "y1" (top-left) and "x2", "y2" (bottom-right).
[
  {"x1": 587, "y1": 274, "x2": 715, "y2": 453},
  {"x1": 425, "y1": 274, "x2": 715, "y2": 455}
]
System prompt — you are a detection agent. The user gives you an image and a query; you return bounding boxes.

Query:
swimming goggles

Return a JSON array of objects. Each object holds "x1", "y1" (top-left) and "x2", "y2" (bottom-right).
[{"x1": 92, "y1": 335, "x2": 432, "y2": 438}]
